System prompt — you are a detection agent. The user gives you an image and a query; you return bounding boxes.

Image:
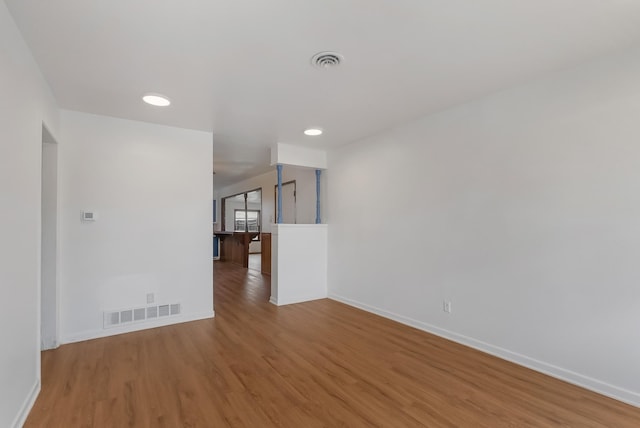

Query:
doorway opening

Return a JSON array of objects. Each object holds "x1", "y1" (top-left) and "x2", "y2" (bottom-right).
[
  {"x1": 220, "y1": 188, "x2": 263, "y2": 272},
  {"x1": 41, "y1": 124, "x2": 59, "y2": 350}
]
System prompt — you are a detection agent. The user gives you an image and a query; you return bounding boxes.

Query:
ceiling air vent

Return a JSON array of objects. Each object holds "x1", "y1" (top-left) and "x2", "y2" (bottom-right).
[{"x1": 311, "y1": 51, "x2": 344, "y2": 69}]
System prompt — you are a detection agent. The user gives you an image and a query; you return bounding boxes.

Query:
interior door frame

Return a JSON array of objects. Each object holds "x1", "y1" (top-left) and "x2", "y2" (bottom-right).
[{"x1": 41, "y1": 123, "x2": 60, "y2": 351}]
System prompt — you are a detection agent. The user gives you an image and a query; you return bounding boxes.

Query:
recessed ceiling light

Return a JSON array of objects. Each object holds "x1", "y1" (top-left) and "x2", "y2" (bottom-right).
[
  {"x1": 142, "y1": 93, "x2": 171, "y2": 107},
  {"x1": 304, "y1": 128, "x2": 323, "y2": 136}
]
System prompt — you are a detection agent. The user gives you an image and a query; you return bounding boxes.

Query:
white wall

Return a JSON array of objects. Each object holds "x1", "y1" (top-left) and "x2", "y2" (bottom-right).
[
  {"x1": 58, "y1": 110, "x2": 214, "y2": 343},
  {"x1": 0, "y1": 2, "x2": 60, "y2": 427},
  {"x1": 288, "y1": 166, "x2": 321, "y2": 225},
  {"x1": 328, "y1": 46, "x2": 640, "y2": 406}
]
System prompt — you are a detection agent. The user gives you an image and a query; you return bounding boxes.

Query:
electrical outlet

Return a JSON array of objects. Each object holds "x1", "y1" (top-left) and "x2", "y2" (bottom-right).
[
  {"x1": 147, "y1": 293, "x2": 155, "y2": 304},
  {"x1": 443, "y1": 300, "x2": 452, "y2": 314}
]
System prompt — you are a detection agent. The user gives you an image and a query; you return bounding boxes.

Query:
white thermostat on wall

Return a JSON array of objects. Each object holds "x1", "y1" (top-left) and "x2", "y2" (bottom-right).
[{"x1": 81, "y1": 211, "x2": 96, "y2": 222}]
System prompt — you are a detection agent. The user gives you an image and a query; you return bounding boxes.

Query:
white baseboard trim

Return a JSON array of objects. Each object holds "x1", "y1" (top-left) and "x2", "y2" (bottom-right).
[
  {"x1": 329, "y1": 293, "x2": 640, "y2": 408},
  {"x1": 61, "y1": 310, "x2": 215, "y2": 345},
  {"x1": 40, "y1": 337, "x2": 57, "y2": 351},
  {"x1": 269, "y1": 294, "x2": 326, "y2": 306},
  {"x1": 12, "y1": 379, "x2": 40, "y2": 428}
]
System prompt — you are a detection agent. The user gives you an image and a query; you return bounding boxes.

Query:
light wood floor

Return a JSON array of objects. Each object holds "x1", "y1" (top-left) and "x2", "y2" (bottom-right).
[
  {"x1": 27, "y1": 262, "x2": 640, "y2": 427},
  {"x1": 248, "y1": 253, "x2": 261, "y2": 272}
]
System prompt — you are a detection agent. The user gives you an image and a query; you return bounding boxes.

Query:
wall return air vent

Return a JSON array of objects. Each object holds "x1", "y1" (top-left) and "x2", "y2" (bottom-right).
[{"x1": 103, "y1": 303, "x2": 181, "y2": 328}]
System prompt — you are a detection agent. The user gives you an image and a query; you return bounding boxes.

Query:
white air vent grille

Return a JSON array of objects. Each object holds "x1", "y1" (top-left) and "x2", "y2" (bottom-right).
[
  {"x1": 103, "y1": 302, "x2": 182, "y2": 329},
  {"x1": 105, "y1": 312, "x2": 119, "y2": 327},
  {"x1": 134, "y1": 308, "x2": 146, "y2": 321},
  {"x1": 311, "y1": 51, "x2": 344, "y2": 69},
  {"x1": 121, "y1": 309, "x2": 133, "y2": 323},
  {"x1": 170, "y1": 303, "x2": 181, "y2": 315},
  {"x1": 159, "y1": 304, "x2": 170, "y2": 317}
]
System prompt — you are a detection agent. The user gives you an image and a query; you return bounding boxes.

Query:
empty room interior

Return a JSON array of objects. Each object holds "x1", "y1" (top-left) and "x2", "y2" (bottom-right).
[{"x1": 3, "y1": 0, "x2": 640, "y2": 426}]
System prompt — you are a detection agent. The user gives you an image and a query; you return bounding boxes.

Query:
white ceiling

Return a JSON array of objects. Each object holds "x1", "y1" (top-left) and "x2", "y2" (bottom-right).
[{"x1": 6, "y1": 0, "x2": 640, "y2": 187}]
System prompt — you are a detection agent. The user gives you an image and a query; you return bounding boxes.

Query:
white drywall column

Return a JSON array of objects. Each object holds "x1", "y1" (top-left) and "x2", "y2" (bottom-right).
[
  {"x1": 270, "y1": 144, "x2": 328, "y2": 305},
  {"x1": 271, "y1": 224, "x2": 328, "y2": 305}
]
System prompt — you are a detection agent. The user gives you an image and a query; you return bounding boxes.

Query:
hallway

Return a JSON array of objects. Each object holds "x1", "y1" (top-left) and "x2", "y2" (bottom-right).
[
  {"x1": 26, "y1": 262, "x2": 640, "y2": 426},
  {"x1": 248, "y1": 252, "x2": 261, "y2": 272}
]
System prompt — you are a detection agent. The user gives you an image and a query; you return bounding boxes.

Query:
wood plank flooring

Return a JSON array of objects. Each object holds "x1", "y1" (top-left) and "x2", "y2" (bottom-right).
[{"x1": 26, "y1": 261, "x2": 640, "y2": 427}]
